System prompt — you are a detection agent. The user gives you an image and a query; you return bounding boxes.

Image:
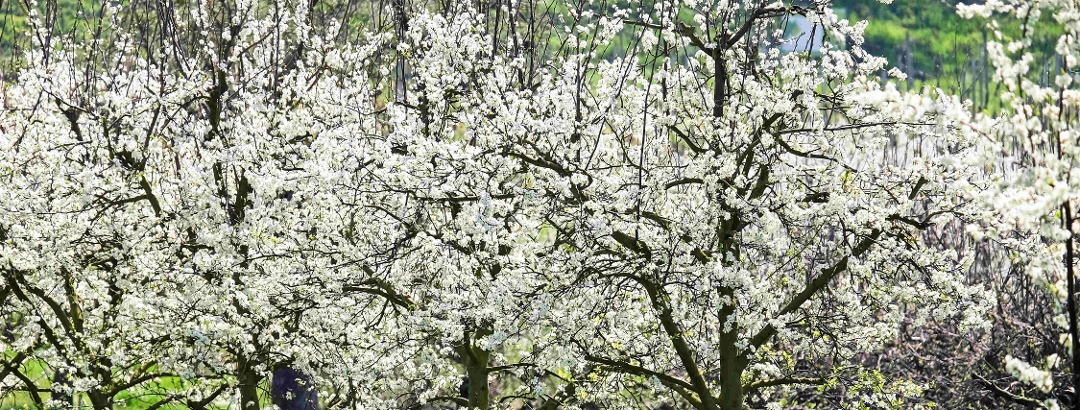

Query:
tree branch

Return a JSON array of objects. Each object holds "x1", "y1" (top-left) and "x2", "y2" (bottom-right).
[
  {"x1": 748, "y1": 229, "x2": 882, "y2": 350},
  {"x1": 583, "y1": 353, "x2": 704, "y2": 409}
]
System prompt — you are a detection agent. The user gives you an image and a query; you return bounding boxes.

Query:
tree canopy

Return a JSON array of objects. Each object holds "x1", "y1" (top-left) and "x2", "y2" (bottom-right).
[{"x1": 2, "y1": 0, "x2": 1080, "y2": 409}]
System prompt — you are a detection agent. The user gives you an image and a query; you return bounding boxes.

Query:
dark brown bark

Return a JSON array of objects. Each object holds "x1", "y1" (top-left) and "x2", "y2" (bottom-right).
[
  {"x1": 717, "y1": 289, "x2": 744, "y2": 410},
  {"x1": 1064, "y1": 204, "x2": 1080, "y2": 409}
]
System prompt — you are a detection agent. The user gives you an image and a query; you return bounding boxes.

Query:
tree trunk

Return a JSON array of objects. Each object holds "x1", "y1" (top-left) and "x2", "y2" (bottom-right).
[
  {"x1": 238, "y1": 358, "x2": 262, "y2": 410},
  {"x1": 458, "y1": 328, "x2": 492, "y2": 409},
  {"x1": 1064, "y1": 204, "x2": 1080, "y2": 409},
  {"x1": 86, "y1": 392, "x2": 111, "y2": 410},
  {"x1": 718, "y1": 291, "x2": 745, "y2": 410},
  {"x1": 718, "y1": 370, "x2": 743, "y2": 410}
]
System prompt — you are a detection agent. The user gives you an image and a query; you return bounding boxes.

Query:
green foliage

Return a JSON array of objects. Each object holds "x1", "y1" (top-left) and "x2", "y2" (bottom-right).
[
  {"x1": 0, "y1": 0, "x2": 101, "y2": 60},
  {"x1": 839, "y1": 0, "x2": 1063, "y2": 114}
]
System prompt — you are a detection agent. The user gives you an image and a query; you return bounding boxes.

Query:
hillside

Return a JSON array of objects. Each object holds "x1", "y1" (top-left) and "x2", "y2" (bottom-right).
[{"x1": 838, "y1": 0, "x2": 1063, "y2": 110}]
